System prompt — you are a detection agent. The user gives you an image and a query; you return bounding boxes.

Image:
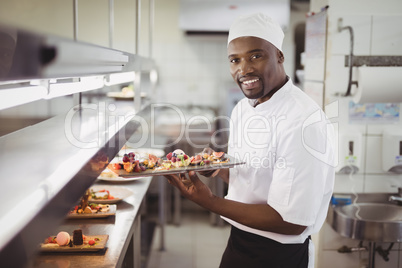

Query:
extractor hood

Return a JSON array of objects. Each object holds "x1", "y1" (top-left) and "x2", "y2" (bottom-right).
[{"x1": 179, "y1": 0, "x2": 290, "y2": 33}]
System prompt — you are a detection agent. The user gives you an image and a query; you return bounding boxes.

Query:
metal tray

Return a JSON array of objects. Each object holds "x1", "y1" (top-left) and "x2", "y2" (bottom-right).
[
  {"x1": 113, "y1": 154, "x2": 245, "y2": 178},
  {"x1": 66, "y1": 205, "x2": 116, "y2": 219}
]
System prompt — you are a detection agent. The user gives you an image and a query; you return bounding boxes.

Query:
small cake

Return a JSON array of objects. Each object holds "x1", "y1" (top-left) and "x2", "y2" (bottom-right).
[
  {"x1": 73, "y1": 229, "x2": 83, "y2": 245},
  {"x1": 56, "y1": 231, "x2": 70, "y2": 246}
]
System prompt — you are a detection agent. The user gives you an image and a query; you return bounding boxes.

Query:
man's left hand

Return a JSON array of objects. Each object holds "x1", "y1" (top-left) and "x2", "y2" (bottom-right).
[{"x1": 165, "y1": 171, "x2": 215, "y2": 208}]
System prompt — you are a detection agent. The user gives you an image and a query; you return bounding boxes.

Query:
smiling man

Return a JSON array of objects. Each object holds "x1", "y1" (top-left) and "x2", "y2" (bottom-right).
[{"x1": 165, "y1": 13, "x2": 335, "y2": 268}]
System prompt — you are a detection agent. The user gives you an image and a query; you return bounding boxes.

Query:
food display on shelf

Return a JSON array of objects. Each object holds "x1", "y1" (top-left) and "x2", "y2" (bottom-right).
[
  {"x1": 106, "y1": 84, "x2": 147, "y2": 100},
  {"x1": 88, "y1": 185, "x2": 134, "y2": 204},
  {"x1": 41, "y1": 229, "x2": 108, "y2": 252},
  {"x1": 107, "y1": 148, "x2": 244, "y2": 177},
  {"x1": 89, "y1": 189, "x2": 115, "y2": 201},
  {"x1": 66, "y1": 189, "x2": 116, "y2": 218},
  {"x1": 67, "y1": 203, "x2": 116, "y2": 219},
  {"x1": 99, "y1": 168, "x2": 120, "y2": 179}
]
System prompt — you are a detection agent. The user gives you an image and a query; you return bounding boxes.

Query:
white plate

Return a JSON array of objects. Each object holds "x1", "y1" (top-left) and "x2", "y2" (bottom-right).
[{"x1": 88, "y1": 186, "x2": 134, "y2": 204}]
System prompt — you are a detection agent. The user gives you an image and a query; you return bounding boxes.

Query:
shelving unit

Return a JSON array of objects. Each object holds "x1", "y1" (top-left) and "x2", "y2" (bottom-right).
[{"x1": 0, "y1": 1, "x2": 157, "y2": 265}]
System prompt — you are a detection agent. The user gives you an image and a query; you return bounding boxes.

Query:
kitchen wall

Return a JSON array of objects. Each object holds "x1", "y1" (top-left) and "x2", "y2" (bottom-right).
[
  {"x1": 152, "y1": 0, "x2": 309, "y2": 110},
  {"x1": 0, "y1": 0, "x2": 309, "y2": 118},
  {"x1": 308, "y1": 1, "x2": 402, "y2": 267}
]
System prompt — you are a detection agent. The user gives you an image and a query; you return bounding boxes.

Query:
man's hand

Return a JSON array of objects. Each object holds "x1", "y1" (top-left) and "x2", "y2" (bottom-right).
[
  {"x1": 198, "y1": 169, "x2": 220, "y2": 178},
  {"x1": 165, "y1": 171, "x2": 306, "y2": 235},
  {"x1": 165, "y1": 171, "x2": 215, "y2": 207}
]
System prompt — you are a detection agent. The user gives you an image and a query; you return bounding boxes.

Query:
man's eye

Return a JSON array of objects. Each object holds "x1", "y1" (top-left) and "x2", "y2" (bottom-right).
[
  {"x1": 251, "y1": 54, "x2": 262, "y2": 59},
  {"x1": 230, "y1": 58, "x2": 239, "y2": 63}
]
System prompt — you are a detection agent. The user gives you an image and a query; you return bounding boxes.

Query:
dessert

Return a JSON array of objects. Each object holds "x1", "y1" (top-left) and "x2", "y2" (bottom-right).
[
  {"x1": 69, "y1": 203, "x2": 110, "y2": 215},
  {"x1": 70, "y1": 188, "x2": 111, "y2": 215},
  {"x1": 89, "y1": 189, "x2": 115, "y2": 201},
  {"x1": 73, "y1": 229, "x2": 83, "y2": 245},
  {"x1": 56, "y1": 231, "x2": 70, "y2": 246},
  {"x1": 109, "y1": 152, "x2": 161, "y2": 173},
  {"x1": 107, "y1": 148, "x2": 229, "y2": 174},
  {"x1": 166, "y1": 149, "x2": 191, "y2": 168},
  {"x1": 42, "y1": 231, "x2": 103, "y2": 250}
]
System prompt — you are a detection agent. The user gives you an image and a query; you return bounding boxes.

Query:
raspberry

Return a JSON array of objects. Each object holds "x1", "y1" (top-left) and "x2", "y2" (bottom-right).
[
  {"x1": 166, "y1": 152, "x2": 173, "y2": 160},
  {"x1": 122, "y1": 156, "x2": 130, "y2": 163},
  {"x1": 183, "y1": 155, "x2": 188, "y2": 160},
  {"x1": 172, "y1": 157, "x2": 177, "y2": 163}
]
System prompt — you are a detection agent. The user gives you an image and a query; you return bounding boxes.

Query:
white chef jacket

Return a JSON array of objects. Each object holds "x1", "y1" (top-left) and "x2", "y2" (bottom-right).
[{"x1": 222, "y1": 78, "x2": 335, "y2": 246}]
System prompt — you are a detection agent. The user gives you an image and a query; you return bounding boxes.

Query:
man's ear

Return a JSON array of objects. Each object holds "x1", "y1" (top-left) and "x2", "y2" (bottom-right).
[{"x1": 277, "y1": 49, "x2": 285, "y2": 63}]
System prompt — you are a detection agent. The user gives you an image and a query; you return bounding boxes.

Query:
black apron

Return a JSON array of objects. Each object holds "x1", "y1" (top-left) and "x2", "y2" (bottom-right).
[{"x1": 219, "y1": 226, "x2": 309, "y2": 268}]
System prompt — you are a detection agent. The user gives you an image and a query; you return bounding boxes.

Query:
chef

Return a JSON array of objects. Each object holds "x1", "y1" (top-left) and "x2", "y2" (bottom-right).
[{"x1": 165, "y1": 13, "x2": 335, "y2": 268}]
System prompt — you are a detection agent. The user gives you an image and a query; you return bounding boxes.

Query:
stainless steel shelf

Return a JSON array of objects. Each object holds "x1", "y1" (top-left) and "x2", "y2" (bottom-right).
[
  {"x1": 0, "y1": 101, "x2": 151, "y2": 267},
  {"x1": 0, "y1": 24, "x2": 156, "y2": 83}
]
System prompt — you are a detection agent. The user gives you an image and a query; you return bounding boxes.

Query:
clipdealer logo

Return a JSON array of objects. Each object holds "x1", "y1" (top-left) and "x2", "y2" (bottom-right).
[{"x1": 63, "y1": 100, "x2": 338, "y2": 170}]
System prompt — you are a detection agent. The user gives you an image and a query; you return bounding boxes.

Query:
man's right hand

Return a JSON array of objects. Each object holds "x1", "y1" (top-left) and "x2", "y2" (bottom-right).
[{"x1": 198, "y1": 169, "x2": 221, "y2": 178}]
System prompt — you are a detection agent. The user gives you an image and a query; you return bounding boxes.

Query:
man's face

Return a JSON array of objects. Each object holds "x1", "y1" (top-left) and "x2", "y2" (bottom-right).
[{"x1": 227, "y1": 36, "x2": 283, "y2": 100}]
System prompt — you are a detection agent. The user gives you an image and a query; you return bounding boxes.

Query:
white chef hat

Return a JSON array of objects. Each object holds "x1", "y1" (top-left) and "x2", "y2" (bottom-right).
[{"x1": 228, "y1": 13, "x2": 284, "y2": 52}]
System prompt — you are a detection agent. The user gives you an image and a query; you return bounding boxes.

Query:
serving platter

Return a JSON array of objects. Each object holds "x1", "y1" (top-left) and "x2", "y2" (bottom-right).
[
  {"x1": 88, "y1": 186, "x2": 133, "y2": 204},
  {"x1": 40, "y1": 235, "x2": 108, "y2": 252},
  {"x1": 67, "y1": 205, "x2": 116, "y2": 219},
  {"x1": 97, "y1": 175, "x2": 152, "y2": 183},
  {"x1": 113, "y1": 154, "x2": 245, "y2": 178}
]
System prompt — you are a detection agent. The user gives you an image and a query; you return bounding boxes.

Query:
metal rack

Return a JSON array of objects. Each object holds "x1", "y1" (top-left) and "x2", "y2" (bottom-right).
[{"x1": 0, "y1": 1, "x2": 157, "y2": 266}]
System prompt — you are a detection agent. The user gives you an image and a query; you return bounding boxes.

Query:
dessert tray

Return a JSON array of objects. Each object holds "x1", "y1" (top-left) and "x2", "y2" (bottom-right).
[
  {"x1": 113, "y1": 154, "x2": 245, "y2": 178},
  {"x1": 97, "y1": 174, "x2": 152, "y2": 182},
  {"x1": 40, "y1": 235, "x2": 108, "y2": 252},
  {"x1": 118, "y1": 147, "x2": 165, "y2": 158},
  {"x1": 67, "y1": 204, "x2": 116, "y2": 219},
  {"x1": 88, "y1": 186, "x2": 133, "y2": 204}
]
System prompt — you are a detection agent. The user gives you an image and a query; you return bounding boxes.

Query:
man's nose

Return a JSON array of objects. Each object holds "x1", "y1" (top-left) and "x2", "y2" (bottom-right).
[{"x1": 238, "y1": 61, "x2": 253, "y2": 75}]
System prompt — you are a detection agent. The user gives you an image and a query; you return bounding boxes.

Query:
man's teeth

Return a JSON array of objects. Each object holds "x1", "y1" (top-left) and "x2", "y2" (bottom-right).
[{"x1": 242, "y1": 79, "x2": 259, "y2": 85}]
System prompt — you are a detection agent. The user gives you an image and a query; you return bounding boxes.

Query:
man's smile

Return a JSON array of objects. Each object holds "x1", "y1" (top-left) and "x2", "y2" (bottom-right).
[{"x1": 240, "y1": 77, "x2": 261, "y2": 90}]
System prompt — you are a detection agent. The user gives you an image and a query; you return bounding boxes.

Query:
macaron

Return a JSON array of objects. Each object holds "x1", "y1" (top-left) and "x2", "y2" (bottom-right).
[{"x1": 56, "y1": 231, "x2": 70, "y2": 246}]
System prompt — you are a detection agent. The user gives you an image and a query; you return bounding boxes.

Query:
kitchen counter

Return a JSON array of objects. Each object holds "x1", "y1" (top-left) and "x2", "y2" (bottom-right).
[{"x1": 28, "y1": 176, "x2": 152, "y2": 268}]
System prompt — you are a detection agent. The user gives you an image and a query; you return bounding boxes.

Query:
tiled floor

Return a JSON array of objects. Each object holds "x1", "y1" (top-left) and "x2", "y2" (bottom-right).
[{"x1": 146, "y1": 205, "x2": 231, "y2": 268}]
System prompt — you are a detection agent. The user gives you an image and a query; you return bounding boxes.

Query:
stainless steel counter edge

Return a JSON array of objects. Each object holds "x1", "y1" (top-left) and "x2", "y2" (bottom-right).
[{"x1": 0, "y1": 103, "x2": 152, "y2": 267}]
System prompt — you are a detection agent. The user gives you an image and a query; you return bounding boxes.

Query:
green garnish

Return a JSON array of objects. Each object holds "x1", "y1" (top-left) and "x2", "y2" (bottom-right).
[{"x1": 178, "y1": 155, "x2": 185, "y2": 165}]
